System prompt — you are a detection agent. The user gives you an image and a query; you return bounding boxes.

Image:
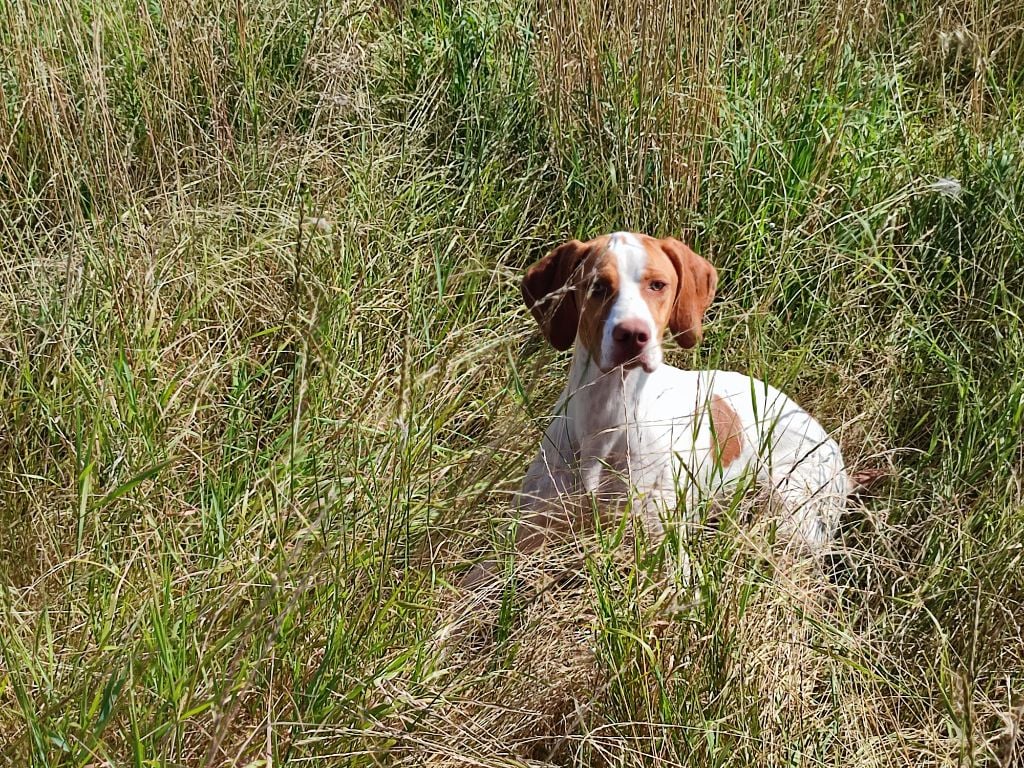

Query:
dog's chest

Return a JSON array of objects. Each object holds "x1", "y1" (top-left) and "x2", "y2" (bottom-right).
[
  {"x1": 563, "y1": 368, "x2": 722, "y2": 497},
  {"x1": 572, "y1": 405, "x2": 682, "y2": 495}
]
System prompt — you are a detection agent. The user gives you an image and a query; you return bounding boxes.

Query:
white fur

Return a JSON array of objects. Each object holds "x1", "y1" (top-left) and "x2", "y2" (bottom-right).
[{"x1": 596, "y1": 233, "x2": 662, "y2": 371}]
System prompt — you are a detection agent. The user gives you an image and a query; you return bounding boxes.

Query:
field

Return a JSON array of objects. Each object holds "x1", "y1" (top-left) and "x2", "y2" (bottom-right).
[{"x1": 2, "y1": 0, "x2": 1023, "y2": 764}]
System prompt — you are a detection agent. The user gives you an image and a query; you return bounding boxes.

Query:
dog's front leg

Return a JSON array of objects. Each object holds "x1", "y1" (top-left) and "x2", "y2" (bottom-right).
[
  {"x1": 460, "y1": 428, "x2": 577, "y2": 588},
  {"x1": 513, "y1": 441, "x2": 580, "y2": 554}
]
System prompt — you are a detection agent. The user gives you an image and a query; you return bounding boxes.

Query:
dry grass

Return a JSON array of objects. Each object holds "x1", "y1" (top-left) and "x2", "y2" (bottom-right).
[{"x1": 1, "y1": 0, "x2": 1023, "y2": 764}]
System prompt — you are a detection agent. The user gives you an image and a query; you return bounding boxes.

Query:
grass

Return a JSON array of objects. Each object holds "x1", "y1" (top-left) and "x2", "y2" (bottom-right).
[{"x1": 1, "y1": 0, "x2": 1023, "y2": 764}]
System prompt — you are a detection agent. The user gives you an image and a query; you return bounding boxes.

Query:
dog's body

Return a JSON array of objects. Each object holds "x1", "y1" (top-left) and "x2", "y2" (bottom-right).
[
  {"x1": 516, "y1": 347, "x2": 847, "y2": 552},
  {"x1": 511, "y1": 232, "x2": 848, "y2": 558}
]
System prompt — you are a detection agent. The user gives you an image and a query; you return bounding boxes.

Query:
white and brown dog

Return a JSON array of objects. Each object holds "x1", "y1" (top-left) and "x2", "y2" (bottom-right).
[{"x1": 501, "y1": 232, "x2": 849, "y2": 566}]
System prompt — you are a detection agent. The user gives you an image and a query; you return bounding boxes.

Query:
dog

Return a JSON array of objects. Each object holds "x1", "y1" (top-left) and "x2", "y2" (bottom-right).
[{"x1": 468, "y1": 232, "x2": 851, "y2": 585}]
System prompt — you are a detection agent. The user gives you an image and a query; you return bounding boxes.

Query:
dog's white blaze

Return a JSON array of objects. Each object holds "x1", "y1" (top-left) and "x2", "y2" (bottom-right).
[{"x1": 600, "y1": 232, "x2": 661, "y2": 369}]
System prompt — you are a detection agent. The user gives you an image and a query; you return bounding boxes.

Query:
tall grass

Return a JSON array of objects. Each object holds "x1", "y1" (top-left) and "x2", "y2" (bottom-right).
[{"x1": 1, "y1": 0, "x2": 1022, "y2": 764}]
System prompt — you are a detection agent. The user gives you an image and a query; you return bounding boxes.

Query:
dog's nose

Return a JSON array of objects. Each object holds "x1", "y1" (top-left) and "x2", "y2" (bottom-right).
[{"x1": 612, "y1": 320, "x2": 650, "y2": 350}]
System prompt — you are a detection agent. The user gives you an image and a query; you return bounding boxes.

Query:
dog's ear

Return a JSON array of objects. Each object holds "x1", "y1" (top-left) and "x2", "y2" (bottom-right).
[
  {"x1": 521, "y1": 239, "x2": 590, "y2": 351},
  {"x1": 659, "y1": 237, "x2": 717, "y2": 349}
]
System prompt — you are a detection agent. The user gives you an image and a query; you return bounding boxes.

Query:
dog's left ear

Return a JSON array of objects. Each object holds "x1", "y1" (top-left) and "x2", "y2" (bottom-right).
[{"x1": 659, "y1": 237, "x2": 718, "y2": 349}]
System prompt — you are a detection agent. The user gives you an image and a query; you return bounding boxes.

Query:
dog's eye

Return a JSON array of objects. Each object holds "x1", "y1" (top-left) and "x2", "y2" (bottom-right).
[
  {"x1": 591, "y1": 280, "x2": 611, "y2": 297},
  {"x1": 649, "y1": 280, "x2": 667, "y2": 292}
]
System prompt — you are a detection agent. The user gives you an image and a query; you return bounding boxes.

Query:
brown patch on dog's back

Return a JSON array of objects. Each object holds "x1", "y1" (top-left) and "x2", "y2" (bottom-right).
[{"x1": 709, "y1": 395, "x2": 743, "y2": 467}]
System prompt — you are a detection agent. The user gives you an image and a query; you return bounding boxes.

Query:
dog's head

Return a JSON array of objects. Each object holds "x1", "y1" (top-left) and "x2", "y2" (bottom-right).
[{"x1": 521, "y1": 233, "x2": 717, "y2": 372}]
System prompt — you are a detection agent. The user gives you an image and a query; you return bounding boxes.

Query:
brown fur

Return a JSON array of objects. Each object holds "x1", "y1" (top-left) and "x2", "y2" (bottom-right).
[
  {"x1": 709, "y1": 395, "x2": 743, "y2": 467},
  {"x1": 521, "y1": 239, "x2": 591, "y2": 351},
  {"x1": 574, "y1": 241, "x2": 618, "y2": 357},
  {"x1": 634, "y1": 234, "x2": 679, "y2": 336},
  {"x1": 657, "y1": 237, "x2": 718, "y2": 349}
]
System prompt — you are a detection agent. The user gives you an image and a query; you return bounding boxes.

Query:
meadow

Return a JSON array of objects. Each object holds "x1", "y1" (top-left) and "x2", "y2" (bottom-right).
[{"x1": 1, "y1": 0, "x2": 1023, "y2": 764}]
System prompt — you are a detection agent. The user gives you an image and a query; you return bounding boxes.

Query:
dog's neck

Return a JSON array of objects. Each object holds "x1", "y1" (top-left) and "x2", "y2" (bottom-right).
[{"x1": 564, "y1": 342, "x2": 652, "y2": 445}]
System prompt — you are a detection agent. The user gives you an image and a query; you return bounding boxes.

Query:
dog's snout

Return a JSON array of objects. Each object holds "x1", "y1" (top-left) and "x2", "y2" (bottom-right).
[{"x1": 611, "y1": 320, "x2": 650, "y2": 349}]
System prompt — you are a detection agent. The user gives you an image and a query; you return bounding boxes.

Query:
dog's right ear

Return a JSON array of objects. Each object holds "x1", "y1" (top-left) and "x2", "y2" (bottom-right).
[{"x1": 521, "y1": 239, "x2": 590, "y2": 351}]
